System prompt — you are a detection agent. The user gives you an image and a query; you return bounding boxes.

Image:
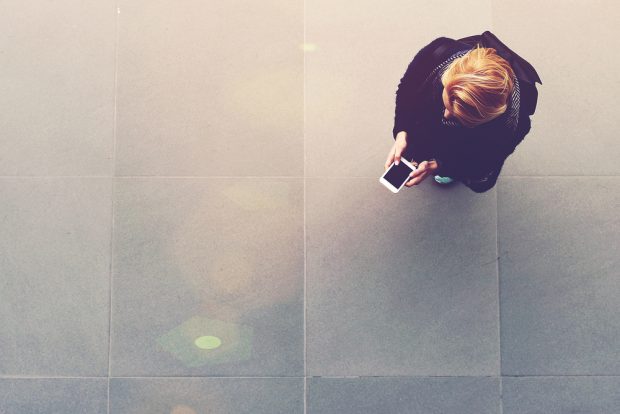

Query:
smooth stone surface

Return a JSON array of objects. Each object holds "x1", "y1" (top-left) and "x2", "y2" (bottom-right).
[
  {"x1": 502, "y1": 376, "x2": 620, "y2": 414},
  {"x1": 0, "y1": 378, "x2": 107, "y2": 414},
  {"x1": 110, "y1": 178, "x2": 304, "y2": 376},
  {"x1": 494, "y1": 1, "x2": 620, "y2": 175},
  {"x1": 0, "y1": 178, "x2": 112, "y2": 376},
  {"x1": 306, "y1": 178, "x2": 500, "y2": 376},
  {"x1": 0, "y1": 1, "x2": 116, "y2": 176},
  {"x1": 308, "y1": 377, "x2": 500, "y2": 414},
  {"x1": 110, "y1": 378, "x2": 303, "y2": 413},
  {"x1": 498, "y1": 177, "x2": 620, "y2": 375},
  {"x1": 115, "y1": 0, "x2": 303, "y2": 177}
]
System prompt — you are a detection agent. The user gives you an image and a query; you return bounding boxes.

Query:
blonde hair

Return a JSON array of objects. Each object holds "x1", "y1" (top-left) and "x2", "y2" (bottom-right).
[{"x1": 440, "y1": 43, "x2": 515, "y2": 128}]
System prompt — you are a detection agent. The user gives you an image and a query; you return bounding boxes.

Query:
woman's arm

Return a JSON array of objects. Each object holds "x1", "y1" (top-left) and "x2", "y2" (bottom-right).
[
  {"x1": 500, "y1": 80, "x2": 538, "y2": 158},
  {"x1": 439, "y1": 85, "x2": 536, "y2": 179},
  {"x1": 430, "y1": 154, "x2": 463, "y2": 178},
  {"x1": 392, "y1": 37, "x2": 450, "y2": 140}
]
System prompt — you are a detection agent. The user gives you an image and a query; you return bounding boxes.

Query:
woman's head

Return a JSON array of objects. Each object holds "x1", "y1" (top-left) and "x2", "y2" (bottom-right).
[{"x1": 441, "y1": 43, "x2": 516, "y2": 128}]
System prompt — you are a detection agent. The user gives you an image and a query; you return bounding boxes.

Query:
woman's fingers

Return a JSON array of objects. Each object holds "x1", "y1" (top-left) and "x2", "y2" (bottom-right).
[
  {"x1": 384, "y1": 140, "x2": 407, "y2": 170},
  {"x1": 405, "y1": 170, "x2": 428, "y2": 187},
  {"x1": 404, "y1": 160, "x2": 432, "y2": 187},
  {"x1": 394, "y1": 137, "x2": 408, "y2": 164},
  {"x1": 384, "y1": 148, "x2": 395, "y2": 170},
  {"x1": 409, "y1": 160, "x2": 428, "y2": 178}
]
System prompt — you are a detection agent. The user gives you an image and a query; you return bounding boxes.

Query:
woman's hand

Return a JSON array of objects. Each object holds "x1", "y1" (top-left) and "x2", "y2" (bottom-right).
[
  {"x1": 404, "y1": 159, "x2": 438, "y2": 187},
  {"x1": 384, "y1": 131, "x2": 409, "y2": 171},
  {"x1": 385, "y1": 131, "x2": 438, "y2": 187}
]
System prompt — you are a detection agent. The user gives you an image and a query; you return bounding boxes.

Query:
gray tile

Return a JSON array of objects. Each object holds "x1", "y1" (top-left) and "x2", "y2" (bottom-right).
[
  {"x1": 498, "y1": 177, "x2": 620, "y2": 375},
  {"x1": 493, "y1": 1, "x2": 620, "y2": 175},
  {"x1": 0, "y1": 1, "x2": 116, "y2": 176},
  {"x1": 305, "y1": 0, "x2": 491, "y2": 177},
  {"x1": 110, "y1": 178, "x2": 304, "y2": 376},
  {"x1": 502, "y1": 376, "x2": 620, "y2": 414},
  {"x1": 115, "y1": 0, "x2": 303, "y2": 177},
  {"x1": 0, "y1": 378, "x2": 107, "y2": 414},
  {"x1": 110, "y1": 377, "x2": 303, "y2": 413},
  {"x1": 0, "y1": 178, "x2": 112, "y2": 376},
  {"x1": 306, "y1": 178, "x2": 500, "y2": 376},
  {"x1": 308, "y1": 377, "x2": 500, "y2": 414}
]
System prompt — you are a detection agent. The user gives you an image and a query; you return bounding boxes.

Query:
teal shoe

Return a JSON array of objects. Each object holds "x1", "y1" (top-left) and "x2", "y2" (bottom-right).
[{"x1": 434, "y1": 175, "x2": 454, "y2": 184}]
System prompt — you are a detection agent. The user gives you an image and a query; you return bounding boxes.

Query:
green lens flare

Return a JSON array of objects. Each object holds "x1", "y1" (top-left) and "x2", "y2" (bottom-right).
[
  {"x1": 156, "y1": 316, "x2": 253, "y2": 367},
  {"x1": 194, "y1": 335, "x2": 222, "y2": 349}
]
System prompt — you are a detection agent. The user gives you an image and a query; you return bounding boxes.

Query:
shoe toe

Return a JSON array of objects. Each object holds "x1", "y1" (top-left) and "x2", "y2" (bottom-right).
[{"x1": 434, "y1": 175, "x2": 454, "y2": 184}]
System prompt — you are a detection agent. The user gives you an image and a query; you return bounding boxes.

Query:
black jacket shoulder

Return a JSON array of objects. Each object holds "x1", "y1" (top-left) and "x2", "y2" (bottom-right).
[{"x1": 391, "y1": 37, "x2": 471, "y2": 139}]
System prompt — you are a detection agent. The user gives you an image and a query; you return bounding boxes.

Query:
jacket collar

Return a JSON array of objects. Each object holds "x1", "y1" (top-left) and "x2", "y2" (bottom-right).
[{"x1": 452, "y1": 31, "x2": 542, "y2": 85}]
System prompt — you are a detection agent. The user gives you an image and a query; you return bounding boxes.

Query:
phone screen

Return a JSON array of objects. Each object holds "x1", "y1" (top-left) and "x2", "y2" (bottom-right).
[{"x1": 384, "y1": 161, "x2": 414, "y2": 189}]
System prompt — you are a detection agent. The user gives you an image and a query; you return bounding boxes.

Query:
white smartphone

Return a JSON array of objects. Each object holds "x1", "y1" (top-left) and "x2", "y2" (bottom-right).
[{"x1": 379, "y1": 158, "x2": 417, "y2": 193}]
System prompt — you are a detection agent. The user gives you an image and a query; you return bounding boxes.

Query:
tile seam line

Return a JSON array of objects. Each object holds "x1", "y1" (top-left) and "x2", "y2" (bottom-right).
[
  {"x1": 494, "y1": 4, "x2": 502, "y2": 411},
  {"x1": 3, "y1": 375, "x2": 620, "y2": 379},
  {"x1": 107, "y1": 2, "x2": 120, "y2": 414},
  {"x1": 303, "y1": 0, "x2": 307, "y2": 412},
  {"x1": 497, "y1": 184, "x2": 503, "y2": 414},
  {"x1": 1, "y1": 175, "x2": 620, "y2": 179}
]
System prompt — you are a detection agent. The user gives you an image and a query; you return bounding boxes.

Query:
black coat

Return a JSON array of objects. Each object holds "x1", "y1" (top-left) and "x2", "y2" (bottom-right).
[{"x1": 392, "y1": 31, "x2": 542, "y2": 184}]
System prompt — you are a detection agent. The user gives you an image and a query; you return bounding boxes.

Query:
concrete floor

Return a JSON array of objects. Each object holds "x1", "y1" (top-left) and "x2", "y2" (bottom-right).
[{"x1": 1, "y1": 0, "x2": 619, "y2": 413}]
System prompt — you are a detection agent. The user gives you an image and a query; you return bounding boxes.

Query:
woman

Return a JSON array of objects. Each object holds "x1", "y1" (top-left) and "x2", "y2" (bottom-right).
[{"x1": 384, "y1": 32, "x2": 542, "y2": 193}]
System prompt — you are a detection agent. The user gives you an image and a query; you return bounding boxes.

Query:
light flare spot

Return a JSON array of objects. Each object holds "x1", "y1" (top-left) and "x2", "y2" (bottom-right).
[
  {"x1": 194, "y1": 335, "x2": 222, "y2": 350},
  {"x1": 300, "y1": 43, "x2": 318, "y2": 52}
]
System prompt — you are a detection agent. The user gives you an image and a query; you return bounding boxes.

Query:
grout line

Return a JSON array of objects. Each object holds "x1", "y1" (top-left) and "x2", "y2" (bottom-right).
[
  {"x1": 0, "y1": 175, "x2": 619, "y2": 179},
  {"x1": 3, "y1": 375, "x2": 620, "y2": 379},
  {"x1": 0, "y1": 376, "x2": 304, "y2": 380},
  {"x1": 107, "y1": 3, "x2": 121, "y2": 413},
  {"x1": 496, "y1": 185, "x2": 503, "y2": 414},
  {"x1": 303, "y1": 0, "x2": 307, "y2": 410},
  {"x1": 498, "y1": 375, "x2": 620, "y2": 377},
  {"x1": 493, "y1": 6, "x2": 502, "y2": 412}
]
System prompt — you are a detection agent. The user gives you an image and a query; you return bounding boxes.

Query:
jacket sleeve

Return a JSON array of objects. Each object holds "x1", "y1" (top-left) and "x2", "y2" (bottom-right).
[
  {"x1": 505, "y1": 80, "x2": 538, "y2": 152},
  {"x1": 438, "y1": 115, "x2": 531, "y2": 180},
  {"x1": 393, "y1": 37, "x2": 450, "y2": 140},
  {"x1": 494, "y1": 80, "x2": 538, "y2": 166},
  {"x1": 431, "y1": 145, "x2": 471, "y2": 178},
  {"x1": 502, "y1": 114, "x2": 531, "y2": 160},
  {"x1": 433, "y1": 156, "x2": 460, "y2": 178},
  {"x1": 433, "y1": 132, "x2": 507, "y2": 179}
]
